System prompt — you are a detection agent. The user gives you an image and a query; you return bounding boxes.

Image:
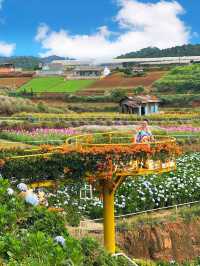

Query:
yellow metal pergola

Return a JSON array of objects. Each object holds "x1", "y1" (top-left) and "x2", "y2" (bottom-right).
[
  {"x1": 4, "y1": 131, "x2": 177, "y2": 255},
  {"x1": 66, "y1": 132, "x2": 177, "y2": 254}
]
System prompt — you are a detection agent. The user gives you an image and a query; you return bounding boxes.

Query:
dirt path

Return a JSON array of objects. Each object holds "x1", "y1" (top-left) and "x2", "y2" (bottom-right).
[{"x1": 0, "y1": 77, "x2": 32, "y2": 89}]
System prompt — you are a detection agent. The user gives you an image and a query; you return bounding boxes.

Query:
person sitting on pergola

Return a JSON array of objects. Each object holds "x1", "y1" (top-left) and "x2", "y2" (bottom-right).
[{"x1": 135, "y1": 119, "x2": 154, "y2": 143}]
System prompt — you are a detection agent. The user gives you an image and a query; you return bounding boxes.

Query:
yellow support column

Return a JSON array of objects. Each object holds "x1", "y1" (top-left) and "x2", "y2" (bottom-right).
[{"x1": 103, "y1": 185, "x2": 115, "y2": 254}]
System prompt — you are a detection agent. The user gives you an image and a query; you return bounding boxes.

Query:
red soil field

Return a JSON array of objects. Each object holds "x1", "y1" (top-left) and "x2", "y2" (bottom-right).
[
  {"x1": 91, "y1": 71, "x2": 166, "y2": 88},
  {"x1": 77, "y1": 71, "x2": 166, "y2": 96},
  {"x1": 0, "y1": 77, "x2": 32, "y2": 89}
]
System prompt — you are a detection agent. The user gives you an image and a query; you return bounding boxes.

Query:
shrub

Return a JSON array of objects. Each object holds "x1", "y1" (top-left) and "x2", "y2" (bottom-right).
[
  {"x1": 64, "y1": 89, "x2": 126, "y2": 103},
  {"x1": 0, "y1": 96, "x2": 68, "y2": 115},
  {"x1": 0, "y1": 179, "x2": 124, "y2": 265},
  {"x1": 37, "y1": 101, "x2": 49, "y2": 112},
  {"x1": 110, "y1": 88, "x2": 127, "y2": 101},
  {"x1": 23, "y1": 207, "x2": 69, "y2": 236},
  {"x1": 0, "y1": 231, "x2": 83, "y2": 266},
  {"x1": 80, "y1": 237, "x2": 124, "y2": 266},
  {"x1": 64, "y1": 205, "x2": 81, "y2": 227},
  {"x1": 159, "y1": 94, "x2": 200, "y2": 107},
  {"x1": 134, "y1": 86, "x2": 145, "y2": 95}
]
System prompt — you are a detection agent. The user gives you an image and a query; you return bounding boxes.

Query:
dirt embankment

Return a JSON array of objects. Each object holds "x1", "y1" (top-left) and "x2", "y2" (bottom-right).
[
  {"x1": 117, "y1": 219, "x2": 200, "y2": 263},
  {"x1": 0, "y1": 77, "x2": 32, "y2": 89}
]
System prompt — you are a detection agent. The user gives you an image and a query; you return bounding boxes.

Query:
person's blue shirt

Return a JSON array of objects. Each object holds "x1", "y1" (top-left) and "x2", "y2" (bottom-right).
[{"x1": 136, "y1": 130, "x2": 152, "y2": 143}]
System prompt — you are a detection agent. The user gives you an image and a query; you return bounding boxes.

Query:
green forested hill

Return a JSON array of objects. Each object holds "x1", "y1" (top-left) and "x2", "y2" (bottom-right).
[
  {"x1": 0, "y1": 55, "x2": 66, "y2": 70},
  {"x1": 118, "y1": 44, "x2": 200, "y2": 58}
]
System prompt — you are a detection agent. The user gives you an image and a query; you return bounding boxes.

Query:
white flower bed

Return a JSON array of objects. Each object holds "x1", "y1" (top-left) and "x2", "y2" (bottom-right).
[{"x1": 45, "y1": 153, "x2": 200, "y2": 219}]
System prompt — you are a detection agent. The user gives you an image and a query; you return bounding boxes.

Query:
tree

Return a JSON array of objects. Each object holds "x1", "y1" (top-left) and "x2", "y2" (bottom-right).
[
  {"x1": 110, "y1": 88, "x2": 127, "y2": 101},
  {"x1": 134, "y1": 86, "x2": 145, "y2": 95}
]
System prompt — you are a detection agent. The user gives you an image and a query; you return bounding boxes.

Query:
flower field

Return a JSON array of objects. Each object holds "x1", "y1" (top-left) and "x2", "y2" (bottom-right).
[
  {"x1": 15, "y1": 111, "x2": 200, "y2": 122},
  {"x1": 1, "y1": 110, "x2": 200, "y2": 264},
  {"x1": 0, "y1": 128, "x2": 77, "y2": 144},
  {"x1": 116, "y1": 153, "x2": 200, "y2": 214},
  {"x1": 40, "y1": 153, "x2": 200, "y2": 219},
  {"x1": 163, "y1": 126, "x2": 200, "y2": 133}
]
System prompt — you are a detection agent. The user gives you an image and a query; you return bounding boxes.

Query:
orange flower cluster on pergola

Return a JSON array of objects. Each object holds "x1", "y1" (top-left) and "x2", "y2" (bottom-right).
[{"x1": 54, "y1": 142, "x2": 181, "y2": 157}]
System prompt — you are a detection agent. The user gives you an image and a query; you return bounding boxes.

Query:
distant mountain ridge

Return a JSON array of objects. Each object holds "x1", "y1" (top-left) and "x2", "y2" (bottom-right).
[
  {"x1": 0, "y1": 55, "x2": 66, "y2": 70},
  {"x1": 117, "y1": 44, "x2": 200, "y2": 59}
]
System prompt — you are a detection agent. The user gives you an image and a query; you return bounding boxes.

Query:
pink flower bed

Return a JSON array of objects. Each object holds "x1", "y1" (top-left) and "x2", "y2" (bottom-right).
[
  {"x1": 3, "y1": 128, "x2": 77, "y2": 136},
  {"x1": 0, "y1": 128, "x2": 78, "y2": 144},
  {"x1": 162, "y1": 126, "x2": 200, "y2": 132}
]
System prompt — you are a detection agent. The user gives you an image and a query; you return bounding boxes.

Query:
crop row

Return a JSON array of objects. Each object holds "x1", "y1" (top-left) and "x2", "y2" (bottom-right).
[{"x1": 13, "y1": 112, "x2": 200, "y2": 122}]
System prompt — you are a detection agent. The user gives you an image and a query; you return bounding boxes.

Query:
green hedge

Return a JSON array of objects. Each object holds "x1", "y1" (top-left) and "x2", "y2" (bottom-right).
[{"x1": 159, "y1": 94, "x2": 200, "y2": 107}]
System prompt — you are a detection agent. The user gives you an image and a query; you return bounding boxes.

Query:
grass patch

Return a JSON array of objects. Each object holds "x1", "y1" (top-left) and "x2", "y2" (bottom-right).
[
  {"x1": 117, "y1": 205, "x2": 200, "y2": 232},
  {"x1": 19, "y1": 77, "x2": 95, "y2": 93},
  {"x1": 0, "y1": 139, "x2": 32, "y2": 149},
  {"x1": 0, "y1": 96, "x2": 70, "y2": 115}
]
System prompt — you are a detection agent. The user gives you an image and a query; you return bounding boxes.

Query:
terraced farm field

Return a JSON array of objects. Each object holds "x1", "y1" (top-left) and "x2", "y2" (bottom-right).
[
  {"x1": 19, "y1": 77, "x2": 95, "y2": 93},
  {"x1": 77, "y1": 71, "x2": 167, "y2": 96},
  {"x1": 0, "y1": 77, "x2": 32, "y2": 89}
]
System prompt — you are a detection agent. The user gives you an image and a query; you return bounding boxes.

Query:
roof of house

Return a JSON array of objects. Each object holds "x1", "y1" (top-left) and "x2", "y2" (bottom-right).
[
  {"x1": 52, "y1": 59, "x2": 94, "y2": 66},
  {"x1": 42, "y1": 63, "x2": 64, "y2": 72},
  {"x1": 122, "y1": 100, "x2": 140, "y2": 107},
  {"x1": 74, "y1": 66, "x2": 103, "y2": 72},
  {"x1": 119, "y1": 95, "x2": 160, "y2": 106}
]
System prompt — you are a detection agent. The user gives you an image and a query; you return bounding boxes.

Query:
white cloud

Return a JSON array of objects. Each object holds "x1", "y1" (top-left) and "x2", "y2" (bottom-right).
[
  {"x1": 0, "y1": 42, "x2": 16, "y2": 56},
  {"x1": 0, "y1": 0, "x2": 16, "y2": 56},
  {"x1": 35, "y1": 23, "x2": 50, "y2": 42},
  {"x1": 36, "y1": 0, "x2": 191, "y2": 59}
]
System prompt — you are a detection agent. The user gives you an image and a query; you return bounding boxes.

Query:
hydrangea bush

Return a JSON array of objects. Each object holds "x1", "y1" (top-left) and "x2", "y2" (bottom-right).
[
  {"x1": 44, "y1": 153, "x2": 200, "y2": 219},
  {"x1": 0, "y1": 178, "x2": 125, "y2": 265}
]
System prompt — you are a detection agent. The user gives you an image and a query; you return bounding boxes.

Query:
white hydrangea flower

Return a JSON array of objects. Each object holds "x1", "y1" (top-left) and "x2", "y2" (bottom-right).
[
  {"x1": 17, "y1": 183, "x2": 28, "y2": 192},
  {"x1": 7, "y1": 188, "x2": 14, "y2": 196},
  {"x1": 54, "y1": 236, "x2": 65, "y2": 246}
]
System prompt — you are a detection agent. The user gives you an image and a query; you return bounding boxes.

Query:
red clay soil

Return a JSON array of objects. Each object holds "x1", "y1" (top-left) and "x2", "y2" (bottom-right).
[
  {"x1": 90, "y1": 71, "x2": 166, "y2": 88},
  {"x1": 0, "y1": 77, "x2": 32, "y2": 89},
  {"x1": 68, "y1": 217, "x2": 200, "y2": 263},
  {"x1": 117, "y1": 219, "x2": 200, "y2": 263},
  {"x1": 76, "y1": 71, "x2": 166, "y2": 96}
]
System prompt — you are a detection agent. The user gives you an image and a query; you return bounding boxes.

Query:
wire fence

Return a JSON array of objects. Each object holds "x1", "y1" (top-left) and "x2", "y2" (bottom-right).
[{"x1": 81, "y1": 200, "x2": 200, "y2": 224}]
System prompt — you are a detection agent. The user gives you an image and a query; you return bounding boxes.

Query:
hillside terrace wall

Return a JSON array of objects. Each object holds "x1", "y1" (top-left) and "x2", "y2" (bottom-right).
[{"x1": 117, "y1": 219, "x2": 200, "y2": 263}]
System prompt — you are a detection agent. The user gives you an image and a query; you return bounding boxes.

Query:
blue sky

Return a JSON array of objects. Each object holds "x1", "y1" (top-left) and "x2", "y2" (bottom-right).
[{"x1": 0, "y1": 0, "x2": 199, "y2": 58}]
